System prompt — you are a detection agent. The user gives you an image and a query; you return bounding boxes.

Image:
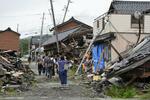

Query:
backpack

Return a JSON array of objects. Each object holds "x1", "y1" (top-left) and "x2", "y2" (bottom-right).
[
  {"x1": 44, "y1": 57, "x2": 49, "y2": 67},
  {"x1": 37, "y1": 57, "x2": 43, "y2": 64},
  {"x1": 48, "y1": 58, "x2": 54, "y2": 67}
]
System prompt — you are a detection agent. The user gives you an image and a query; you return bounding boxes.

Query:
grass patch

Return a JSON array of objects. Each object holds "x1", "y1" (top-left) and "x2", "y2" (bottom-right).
[
  {"x1": 105, "y1": 85, "x2": 137, "y2": 98},
  {"x1": 68, "y1": 64, "x2": 77, "y2": 79},
  {"x1": 5, "y1": 87, "x2": 17, "y2": 96},
  {"x1": 141, "y1": 93, "x2": 150, "y2": 100},
  {"x1": 140, "y1": 89, "x2": 150, "y2": 100}
]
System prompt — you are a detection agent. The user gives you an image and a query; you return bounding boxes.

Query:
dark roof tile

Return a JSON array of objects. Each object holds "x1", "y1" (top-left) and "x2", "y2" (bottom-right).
[
  {"x1": 43, "y1": 27, "x2": 80, "y2": 46},
  {"x1": 50, "y1": 17, "x2": 92, "y2": 31},
  {"x1": 109, "y1": 1, "x2": 150, "y2": 14},
  {"x1": 0, "y1": 27, "x2": 20, "y2": 36},
  {"x1": 31, "y1": 34, "x2": 51, "y2": 45}
]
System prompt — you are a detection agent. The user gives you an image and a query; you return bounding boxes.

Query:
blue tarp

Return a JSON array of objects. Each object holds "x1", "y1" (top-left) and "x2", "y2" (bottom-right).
[{"x1": 92, "y1": 44, "x2": 105, "y2": 73}]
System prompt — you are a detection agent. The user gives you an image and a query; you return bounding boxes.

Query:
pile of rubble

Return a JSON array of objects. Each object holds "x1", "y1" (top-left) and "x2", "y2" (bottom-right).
[
  {"x1": 0, "y1": 50, "x2": 35, "y2": 93},
  {"x1": 93, "y1": 36, "x2": 150, "y2": 93}
]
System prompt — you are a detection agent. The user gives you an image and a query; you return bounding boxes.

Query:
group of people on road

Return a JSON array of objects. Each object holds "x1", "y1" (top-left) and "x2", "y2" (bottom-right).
[
  {"x1": 37, "y1": 54, "x2": 55, "y2": 78},
  {"x1": 36, "y1": 54, "x2": 71, "y2": 87}
]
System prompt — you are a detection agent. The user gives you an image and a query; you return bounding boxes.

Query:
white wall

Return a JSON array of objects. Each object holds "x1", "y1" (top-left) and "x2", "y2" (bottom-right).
[
  {"x1": 93, "y1": 18, "x2": 103, "y2": 35},
  {"x1": 111, "y1": 33, "x2": 149, "y2": 60},
  {"x1": 93, "y1": 14, "x2": 150, "y2": 35},
  {"x1": 144, "y1": 15, "x2": 150, "y2": 33},
  {"x1": 93, "y1": 14, "x2": 150, "y2": 60}
]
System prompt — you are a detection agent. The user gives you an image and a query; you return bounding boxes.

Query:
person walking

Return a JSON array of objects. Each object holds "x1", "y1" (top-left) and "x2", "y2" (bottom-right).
[
  {"x1": 46, "y1": 55, "x2": 55, "y2": 79},
  {"x1": 37, "y1": 55, "x2": 43, "y2": 75},
  {"x1": 57, "y1": 56, "x2": 70, "y2": 87},
  {"x1": 28, "y1": 56, "x2": 31, "y2": 64},
  {"x1": 51, "y1": 56, "x2": 55, "y2": 77},
  {"x1": 42, "y1": 56, "x2": 45, "y2": 75},
  {"x1": 43, "y1": 54, "x2": 49, "y2": 76}
]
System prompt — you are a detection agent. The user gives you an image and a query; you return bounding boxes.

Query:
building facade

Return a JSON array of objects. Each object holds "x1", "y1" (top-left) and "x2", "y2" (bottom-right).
[
  {"x1": 0, "y1": 28, "x2": 20, "y2": 51},
  {"x1": 93, "y1": 1, "x2": 150, "y2": 60}
]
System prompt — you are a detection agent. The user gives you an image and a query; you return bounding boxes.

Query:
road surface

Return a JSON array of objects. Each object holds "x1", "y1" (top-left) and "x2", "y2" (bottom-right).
[{"x1": 0, "y1": 62, "x2": 138, "y2": 100}]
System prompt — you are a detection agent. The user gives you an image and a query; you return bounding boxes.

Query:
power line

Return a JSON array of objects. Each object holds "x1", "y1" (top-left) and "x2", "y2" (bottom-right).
[{"x1": 0, "y1": 13, "x2": 50, "y2": 18}]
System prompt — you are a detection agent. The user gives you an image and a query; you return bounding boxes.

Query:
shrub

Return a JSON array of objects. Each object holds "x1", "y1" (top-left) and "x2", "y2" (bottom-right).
[{"x1": 105, "y1": 85, "x2": 137, "y2": 98}]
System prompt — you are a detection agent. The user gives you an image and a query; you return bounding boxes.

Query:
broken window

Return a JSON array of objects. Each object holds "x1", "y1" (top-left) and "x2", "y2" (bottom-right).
[{"x1": 131, "y1": 15, "x2": 144, "y2": 29}]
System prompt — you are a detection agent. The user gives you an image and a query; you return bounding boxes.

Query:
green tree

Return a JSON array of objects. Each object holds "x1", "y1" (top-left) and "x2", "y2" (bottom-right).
[{"x1": 19, "y1": 38, "x2": 29, "y2": 56}]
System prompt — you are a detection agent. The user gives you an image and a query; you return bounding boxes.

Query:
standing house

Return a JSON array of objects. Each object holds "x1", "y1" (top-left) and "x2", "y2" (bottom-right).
[
  {"x1": 30, "y1": 34, "x2": 51, "y2": 51},
  {"x1": 93, "y1": 0, "x2": 150, "y2": 61},
  {"x1": 43, "y1": 17, "x2": 93, "y2": 55},
  {"x1": 0, "y1": 28, "x2": 20, "y2": 51},
  {"x1": 30, "y1": 34, "x2": 51, "y2": 59}
]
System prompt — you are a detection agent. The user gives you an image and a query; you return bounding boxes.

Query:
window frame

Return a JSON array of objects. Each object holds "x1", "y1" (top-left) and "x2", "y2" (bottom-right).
[
  {"x1": 97, "y1": 20, "x2": 99, "y2": 28},
  {"x1": 131, "y1": 15, "x2": 144, "y2": 29}
]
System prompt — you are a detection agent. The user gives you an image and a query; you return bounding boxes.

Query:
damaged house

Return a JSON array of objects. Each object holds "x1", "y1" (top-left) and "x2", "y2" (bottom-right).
[
  {"x1": 92, "y1": 0, "x2": 150, "y2": 70},
  {"x1": 91, "y1": 0, "x2": 150, "y2": 91},
  {"x1": 43, "y1": 17, "x2": 93, "y2": 57}
]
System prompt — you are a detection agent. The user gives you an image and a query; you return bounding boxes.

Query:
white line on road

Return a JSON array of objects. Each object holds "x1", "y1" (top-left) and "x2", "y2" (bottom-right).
[
  {"x1": 40, "y1": 96, "x2": 48, "y2": 99},
  {"x1": 0, "y1": 97, "x2": 24, "y2": 100}
]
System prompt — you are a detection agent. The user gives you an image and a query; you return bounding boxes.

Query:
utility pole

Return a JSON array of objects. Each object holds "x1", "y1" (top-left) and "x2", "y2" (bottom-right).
[
  {"x1": 39, "y1": 12, "x2": 45, "y2": 51},
  {"x1": 62, "y1": 0, "x2": 71, "y2": 23},
  {"x1": 17, "y1": 24, "x2": 19, "y2": 32},
  {"x1": 50, "y1": 0, "x2": 60, "y2": 53}
]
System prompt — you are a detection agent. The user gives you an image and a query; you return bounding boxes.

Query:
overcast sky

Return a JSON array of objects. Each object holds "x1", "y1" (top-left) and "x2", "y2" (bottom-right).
[{"x1": 0, "y1": 0, "x2": 149, "y2": 38}]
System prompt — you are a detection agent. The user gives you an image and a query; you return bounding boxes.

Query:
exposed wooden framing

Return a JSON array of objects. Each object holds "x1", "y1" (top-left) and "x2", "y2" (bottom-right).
[{"x1": 107, "y1": 55, "x2": 150, "y2": 79}]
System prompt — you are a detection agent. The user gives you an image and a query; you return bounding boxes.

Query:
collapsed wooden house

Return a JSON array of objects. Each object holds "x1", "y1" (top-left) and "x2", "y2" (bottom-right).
[{"x1": 43, "y1": 17, "x2": 93, "y2": 57}]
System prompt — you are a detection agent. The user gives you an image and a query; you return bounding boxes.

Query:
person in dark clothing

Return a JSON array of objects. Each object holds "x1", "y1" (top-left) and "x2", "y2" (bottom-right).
[
  {"x1": 54, "y1": 58, "x2": 59, "y2": 74},
  {"x1": 37, "y1": 56, "x2": 43, "y2": 75},
  {"x1": 44, "y1": 55, "x2": 49, "y2": 76},
  {"x1": 42, "y1": 56, "x2": 45, "y2": 75},
  {"x1": 50, "y1": 56, "x2": 55, "y2": 77},
  {"x1": 28, "y1": 56, "x2": 31, "y2": 64},
  {"x1": 47, "y1": 56, "x2": 54, "y2": 79},
  {"x1": 51, "y1": 65, "x2": 55, "y2": 76}
]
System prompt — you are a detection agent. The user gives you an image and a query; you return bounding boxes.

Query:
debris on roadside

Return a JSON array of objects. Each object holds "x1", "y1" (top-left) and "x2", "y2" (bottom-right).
[
  {"x1": 0, "y1": 50, "x2": 35, "y2": 94},
  {"x1": 92, "y1": 36, "x2": 150, "y2": 95}
]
